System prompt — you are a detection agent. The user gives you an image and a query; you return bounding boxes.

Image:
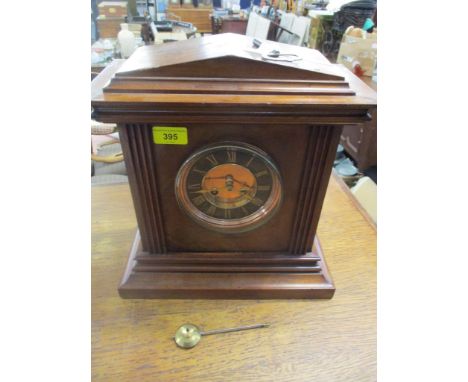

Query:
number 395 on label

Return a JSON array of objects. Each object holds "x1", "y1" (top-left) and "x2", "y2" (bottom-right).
[{"x1": 152, "y1": 126, "x2": 188, "y2": 145}]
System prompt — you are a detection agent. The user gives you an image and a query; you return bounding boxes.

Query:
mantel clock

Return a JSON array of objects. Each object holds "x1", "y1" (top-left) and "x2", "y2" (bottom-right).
[{"x1": 91, "y1": 33, "x2": 376, "y2": 299}]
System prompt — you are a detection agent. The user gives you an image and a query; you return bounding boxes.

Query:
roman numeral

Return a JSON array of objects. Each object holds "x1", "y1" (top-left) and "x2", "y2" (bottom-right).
[
  {"x1": 192, "y1": 168, "x2": 207, "y2": 175},
  {"x1": 250, "y1": 197, "x2": 263, "y2": 207},
  {"x1": 245, "y1": 155, "x2": 255, "y2": 167},
  {"x1": 205, "y1": 154, "x2": 218, "y2": 166},
  {"x1": 224, "y1": 209, "x2": 231, "y2": 219},
  {"x1": 192, "y1": 195, "x2": 205, "y2": 206},
  {"x1": 188, "y1": 183, "x2": 201, "y2": 190},
  {"x1": 206, "y1": 205, "x2": 217, "y2": 216},
  {"x1": 241, "y1": 206, "x2": 249, "y2": 216},
  {"x1": 226, "y1": 149, "x2": 236, "y2": 163},
  {"x1": 255, "y1": 170, "x2": 268, "y2": 178},
  {"x1": 257, "y1": 185, "x2": 271, "y2": 192}
]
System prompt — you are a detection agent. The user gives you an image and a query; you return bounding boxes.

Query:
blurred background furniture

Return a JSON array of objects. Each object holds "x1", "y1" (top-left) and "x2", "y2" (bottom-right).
[
  {"x1": 167, "y1": 4, "x2": 213, "y2": 33},
  {"x1": 96, "y1": 1, "x2": 129, "y2": 38},
  {"x1": 245, "y1": 10, "x2": 311, "y2": 46},
  {"x1": 245, "y1": 11, "x2": 271, "y2": 40},
  {"x1": 329, "y1": 0, "x2": 377, "y2": 61},
  {"x1": 340, "y1": 76, "x2": 376, "y2": 171},
  {"x1": 211, "y1": 14, "x2": 248, "y2": 34},
  {"x1": 307, "y1": 0, "x2": 376, "y2": 62},
  {"x1": 275, "y1": 12, "x2": 309, "y2": 46},
  {"x1": 351, "y1": 176, "x2": 377, "y2": 224},
  {"x1": 153, "y1": 20, "x2": 198, "y2": 43},
  {"x1": 91, "y1": 63, "x2": 128, "y2": 185},
  {"x1": 91, "y1": 121, "x2": 128, "y2": 185}
]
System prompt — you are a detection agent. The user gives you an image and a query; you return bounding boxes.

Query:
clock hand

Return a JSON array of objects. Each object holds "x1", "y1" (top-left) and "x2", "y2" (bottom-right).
[
  {"x1": 205, "y1": 176, "x2": 252, "y2": 187},
  {"x1": 190, "y1": 186, "x2": 228, "y2": 194},
  {"x1": 232, "y1": 178, "x2": 252, "y2": 188},
  {"x1": 204, "y1": 175, "x2": 253, "y2": 189},
  {"x1": 243, "y1": 194, "x2": 254, "y2": 201},
  {"x1": 190, "y1": 189, "x2": 212, "y2": 194},
  {"x1": 238, "y1": 180, "x2": 254, "y2": 191}
]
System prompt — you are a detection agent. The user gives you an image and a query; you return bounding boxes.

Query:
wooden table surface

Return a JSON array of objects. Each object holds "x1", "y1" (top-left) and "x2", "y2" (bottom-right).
[{"x1": 92, "y1": 173, "x2": 376, "y2": 382}]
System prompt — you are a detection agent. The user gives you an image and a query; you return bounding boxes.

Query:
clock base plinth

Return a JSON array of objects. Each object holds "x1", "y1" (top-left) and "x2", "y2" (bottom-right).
[{"x1": 118, "y1": 231, "x2": 335, "y2": 299}]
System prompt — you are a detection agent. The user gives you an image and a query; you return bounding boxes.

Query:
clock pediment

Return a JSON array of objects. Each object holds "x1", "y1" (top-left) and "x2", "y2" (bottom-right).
[
  {"x1": 92, "y1": 33, "x2": 376, "y2": 123},
  {"x1": 114, "y1": 33, "x2": 345, "y2": 81}
]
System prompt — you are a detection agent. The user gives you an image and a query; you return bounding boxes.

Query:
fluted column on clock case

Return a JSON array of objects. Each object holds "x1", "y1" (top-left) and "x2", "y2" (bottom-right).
[
  {"x1": 289, "y1": 125, "x2": 343, "y2": 255},
  {"x1": 118, "y1": 124, "x2": 166, "y2": 254}
]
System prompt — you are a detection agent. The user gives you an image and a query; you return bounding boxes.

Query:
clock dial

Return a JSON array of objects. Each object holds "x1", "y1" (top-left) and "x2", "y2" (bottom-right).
[{"x1": 175, "y1": 142, "x2": 282, "y2": 233}]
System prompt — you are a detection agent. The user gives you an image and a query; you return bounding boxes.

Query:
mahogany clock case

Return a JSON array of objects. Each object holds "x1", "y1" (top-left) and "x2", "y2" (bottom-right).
[
  {"x1": 135, "y1": 123, "x2": 326, "y2": 252},
  {"x1": 91, "y1": 34, "x2": 377, "y2": 299}
]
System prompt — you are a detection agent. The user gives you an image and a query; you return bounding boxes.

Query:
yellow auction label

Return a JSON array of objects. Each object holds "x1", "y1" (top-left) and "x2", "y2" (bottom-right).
[{"x1": 152, "y1": 127, "x2": 188, "y2": 145}]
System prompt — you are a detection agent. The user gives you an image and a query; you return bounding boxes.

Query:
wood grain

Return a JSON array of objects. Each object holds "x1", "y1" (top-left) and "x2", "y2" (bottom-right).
[
  {"x1": 167, "y1": 7, "x2": 213, "y2": 33},
  {"x1": 118, "y1": 125, "x2": 166, "y2": 253},
  {"x1": 113, "y1": 34, "x2": 344, "y2": 80},
  {"x1": 92, "y1": 173, "x2": 376, "y2": 381},
  {"x1": 118, "y1": 233, "x2": 334, "y2": 299},
  {"x1": 117, "y1": 123, "x2": 337, "y2": 298},
  {"x1": 219, "y1": 17, "x2": 248, "y2": 35}
]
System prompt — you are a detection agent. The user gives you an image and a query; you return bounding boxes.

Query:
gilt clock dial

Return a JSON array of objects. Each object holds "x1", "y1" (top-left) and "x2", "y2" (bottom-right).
[{"x1": 175, "y1": 142, "x2": 283, "y2": 233}]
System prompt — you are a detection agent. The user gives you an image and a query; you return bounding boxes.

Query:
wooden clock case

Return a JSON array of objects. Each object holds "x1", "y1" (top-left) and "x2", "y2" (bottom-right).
[{"x1": 91, "y1": 34, "x2": 376, "y2": 299}]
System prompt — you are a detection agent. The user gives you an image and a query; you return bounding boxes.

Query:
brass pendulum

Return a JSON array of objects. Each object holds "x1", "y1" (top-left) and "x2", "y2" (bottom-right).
[{"x1": 174, "y1": 323, "x2": 270, "y2": 349}]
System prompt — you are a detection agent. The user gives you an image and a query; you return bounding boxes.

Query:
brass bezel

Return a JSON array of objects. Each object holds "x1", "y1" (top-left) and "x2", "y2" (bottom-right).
[{"x1": 175, "y1": 142, "x2": 283, "y2": 234}]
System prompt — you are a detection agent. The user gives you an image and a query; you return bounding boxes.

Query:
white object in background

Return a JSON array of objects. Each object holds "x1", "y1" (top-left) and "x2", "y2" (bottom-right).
[
  {"x1": 148, "y1": 6, "x2": 156, "y2": 20},
  {"x1": 279, "y1": 12, "x2": 295, "y2": 30},
  {"x1": 276, "y1": 11, "x2": 297, "y2": 44},
  {"x1": 277, "y1": 12, "x2": 297, "y2": 44},
  {"x1": 327, "y1": 0, "x2": 354, "y2": 12},
  {"x1": 245, "y1": 12, "x2": 258, "y2": 37},
  {"x1": 290, "y1": 16, "x2": 310, "y2": 46},
  {"x1": 308, "y1": 9, "x2": 334, "y2": 17},
  {"x1": 151, "y1": 22, "x2": 158, "y2": 41},
  {"x1": 351, "y1": 176, "x2": 377, "y2": 224},
  {"x1": 246, "y1": 12, "x2": 270, "y2": 40},
  {"x1": 230, "y1": 0, "x2": 240, "y2": 9},
  {"x1": 255, "y1": 14, "x2": 270, "y2": 39},
  {"x1": 118, "y1": 23, "x2": 136, "y2": 58}
]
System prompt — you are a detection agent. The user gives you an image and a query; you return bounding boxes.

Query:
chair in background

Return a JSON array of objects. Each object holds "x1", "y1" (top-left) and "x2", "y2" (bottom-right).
[
  {"x1": 276, "y1": 11, "x2": 297, "y2": 44},
  {"x1": 211, "y1": 15, "x2": 222, "y2": 34},
  {"x1": 290, "y1": 16, "x2": 310, "y2": 46},
  {"x1": 275, "y1": 13, "x2": 310, "y2": 46},
  {"x1": 245, "y1": 12, "x2": 271, "y2": 40},
  {"x1": 91, "y1": 121, "x2": 128, "y2": 185}
]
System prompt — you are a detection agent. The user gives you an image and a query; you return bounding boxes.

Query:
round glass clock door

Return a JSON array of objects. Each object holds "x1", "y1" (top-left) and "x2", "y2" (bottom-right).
[{"x1": 175, "y1": 142, "x2": 283, "y2": 233}]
